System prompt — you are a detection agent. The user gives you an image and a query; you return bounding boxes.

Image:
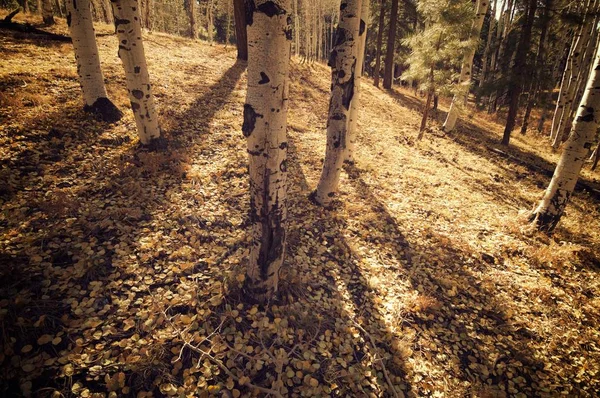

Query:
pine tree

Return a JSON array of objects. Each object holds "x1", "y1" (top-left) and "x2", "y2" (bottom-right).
[
  {"x1": 382, "y1": 0, "x2": 398, "y2": 89},
  {"x1": 242, "y1": 0, "x2": 292, "y2": 303},
  {"x1": 233, "y1": 0, "x2": 248, "y2": 60}
]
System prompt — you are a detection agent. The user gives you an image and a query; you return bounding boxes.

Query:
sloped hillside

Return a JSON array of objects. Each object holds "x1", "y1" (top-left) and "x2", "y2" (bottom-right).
[{"x1": 1, "y1": 13, "x2": 600, "y2": 398}]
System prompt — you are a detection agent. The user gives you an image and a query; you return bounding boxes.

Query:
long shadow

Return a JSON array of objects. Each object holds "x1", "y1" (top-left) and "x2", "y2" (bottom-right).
[
  {"x1": 283, "y1": 137, "x2": 413, "y2": 396},
  {"x1": 0, "y1": 59, "x2": 247, "y2": 395},
  {"x1": 339, "y1": 165, "x2": 577, "y2": 396}
]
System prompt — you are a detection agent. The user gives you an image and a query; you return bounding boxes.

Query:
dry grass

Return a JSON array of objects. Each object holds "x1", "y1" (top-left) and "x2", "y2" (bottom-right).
[{"x1": 1, "y1": 10, "x2": 600, "y2": 398}]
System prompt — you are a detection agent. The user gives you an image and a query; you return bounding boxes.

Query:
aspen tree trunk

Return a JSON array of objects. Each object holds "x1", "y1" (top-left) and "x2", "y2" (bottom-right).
[
  {"x1": 42, "y1": 0, "x2": 55, "y2": 24},
  {"x1": 206, "y1": 0, "x2": 214, "y2": 43},
  {"x1": 314, "y1": 0, "x2": 362, "y2": 205},
  {"x1": 479, "y1": 0, "x2": 496, "y2": 88},
  {"x1": 111, "y1": 0, "x2": 161, "y2": 144},
  {"x1": 233, "y1": 0, "x2": 248, "y2": 60},
  {"x1": 442, "y1": 0, "x2": 489, "y2": 133},
  {"x1": 226, "y1": 0, "x2": 231, "y2": 45},
  {"x1": 345, "y1": 0, "x2": 369, "y2": 164},
  {"x1": 530, "y1": 45, "x2": 600, "y2": 232},
  {"x1": 293, "y1": 0, "x2": 299, "y2": 55},
  {"x1": 187, "y1": 0, "x2": 197, "y2": 39},
  {"x1": 145, "y1": 0, "x2": 153, "y2": 30},
  {"x1": 551, "y1": 0, "x2": 593, "y2": 147},
  {"x1": 500, "y1": 0, "x2": 536, "y2": 146},
  {"x1": 373, "y1": 0, "x2": 385, "y2": 88},
  {"x1": 242, "y1": 0, "x2": 292, "y2": 303},
  {"x1": 66, "y1": 0, "x2": 122, "y2": 122},
  {"x1": 382, "y1": 0, "x2": 398, "y2": 89},
  {"x1": 520, "y1": 0, "x2": 551, "y2": 134}
]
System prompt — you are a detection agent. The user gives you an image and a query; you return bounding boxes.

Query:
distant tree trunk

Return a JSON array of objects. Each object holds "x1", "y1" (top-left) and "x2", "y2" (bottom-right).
[
  {"x1": 442, "y1": 0, "x2": 489, "y2": 133},
  {"x1": 242, "y1": 0, "x2": 292, "y2": 303},
  {"x1": 520, "y1": 0, "x2": 551, "y2": 134},
  {"x1": 418, "y1": 69, "x2": 434, "y2": 139},
  {"x1": 500, "y1": 0, "x2": 536, "y2": 146},
  {"x1": 111, "y1": 0, "x2": 161, "y2": 144},
  {"x1": 206, "y1": 0, "x2": 214, "y2": 43},
  {"x1": 591, "y1": 144, "x2": 600, "y2": 170},
  {"x1": 479, "y1": 0, "x2": 496, "y2": 88},
  {"x1": 186, "y1": 0, "x2": 197, "y2": 39},
  {"x1": 373, "y1": 0, "x2": 385, "y2": 88},
  {"x1": 345, "y1": 0, "x2": 369, "y2": 164},
  {"x1": 233, "y1": 0, "x2": 247, "y2": 60},
  {"x1": 314, "y1": 0, "x2": 362, "y2": 205},
  {"x1": 42, "y1": 0, "x2": 55, "y2": 24},
  {"x1": 293, "y1": 0, "x2": 299, "y2": 55},
  {"x1": 382, "y1": 0, "x2": 398, "y2": 89},
  {"x1": 66, "y1": 0, "x2": 122, "y2": 122},
  {"x1": 529, "y1": 48, "x2": 600, "y2": 232},
  {"x1": 21, "y1": 0, "x2": 30, "y2": 13}
]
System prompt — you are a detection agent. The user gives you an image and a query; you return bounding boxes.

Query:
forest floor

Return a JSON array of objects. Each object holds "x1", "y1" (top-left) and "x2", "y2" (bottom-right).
[{"x1": 1, "y1": 12, "x2": 600, "y2": 398}]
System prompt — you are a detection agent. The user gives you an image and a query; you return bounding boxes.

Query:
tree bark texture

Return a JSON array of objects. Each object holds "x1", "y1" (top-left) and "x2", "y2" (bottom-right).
[
  {"x1": 111, "y1": 0, "x2": 161, "y2": 144},
  {"x1": 346, "y1": 0, "x2": 369, "y2": 164},
  {"x1": 234, "y1": 0, "x2": 248, "y2": 60},
  {"x1": 186, "y1": 0, "x2": 197, "y2": 38},
  {"x1": 242, "y1": 0, "x2": 292, "y2": 303},
  {"x1": 382, "y1": 0, "x2": 398, "y2": 89},
  {"x1": 530, "y1": 45, "x2": 600, "y2": 232},
  {"x1": 42, "y1": 0, "x2": 55, "y2": 24},
  {"x1": 500, "y1": 0, "x2": 536, "y2": 146},
  {"x1": 373, "y1": 0, "x2": 385, "y2": 88},
  {"x1": 314, "y1": 0, "x2": 362, "y2": 205},
  {"x1": 67, "y1": 0, "x2": 122, "y2": 122},
  {"x1": 442, "y1": 0, "x2": 489, "y2": 133}
]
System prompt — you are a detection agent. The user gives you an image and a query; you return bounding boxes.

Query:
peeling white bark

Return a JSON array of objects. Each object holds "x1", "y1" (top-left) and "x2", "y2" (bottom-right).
[
  {"x1": 345, "y1": 0, "x2": 369, "y2": 164},
  {"x1": 442, "y1": 0, "x2": 489, "y2": 133},
  {"x1": 530, "y1": 40, "x2": 600, "y2": 232},
  {"x1": 67, "y1": 0, "x2": 121, "y2": 121},
  {"x1": 314, "y1": 0, "x2": 362, "y2": 205},
  {"x1": 242, "y1": 0, "x2": 292, "y2": 303},
  {"x1": 111, "y1": 0, "x2": 161, "y2": 144}
]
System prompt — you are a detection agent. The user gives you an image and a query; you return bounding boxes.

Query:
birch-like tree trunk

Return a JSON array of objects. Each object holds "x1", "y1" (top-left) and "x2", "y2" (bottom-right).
[
  {"x1": 382, "y1": 0, "x2": 398, "y2": 89},
  {"x1": 233, "y1": 0, "x2": 248, "y2": 60},
  {"x1": 345, "y1": 0, "x2": 369, "y2": 164},
  {"x1": 242, "y1": 0, "x2": 292, "y2": 303},
  {"x1": 373, "y1": 0, "x2": 385, "y2": 88},
  {"x1": 42, "y1": 0, "x2": 55, "y2": 24},
  {"x1": 111, "y1": 0, "x2": 161, "y2": 144},
  {"x1": 442, "y1": 0, "x2": 489, "y2": 133},
  {"x1": 313, "y1": 0, "x2": 362, "y2": 205},
  {"x1": 529, "y1": 44, "x2": 600, "y2": 232},
  {"x1": 66, "y1": 0, "x2": 122, "y2": 122}
]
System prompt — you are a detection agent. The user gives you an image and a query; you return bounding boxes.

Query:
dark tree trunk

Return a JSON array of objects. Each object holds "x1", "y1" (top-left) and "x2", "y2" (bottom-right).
[
  {"x1": 373, "y1": 0, "x2": 386, "y2": 87},
  {"x1": 501, "y1": 0, "x2": 537, "y2": 146},
  {"x1": 520, "y1": 0, "x2": 551, "y2": 135},
  {"x1": 234, "y1": 0, "x2": 248, "y2": 60},
  {"x1": 382, "y1": 0, "x2": 398, "y2": 89}
]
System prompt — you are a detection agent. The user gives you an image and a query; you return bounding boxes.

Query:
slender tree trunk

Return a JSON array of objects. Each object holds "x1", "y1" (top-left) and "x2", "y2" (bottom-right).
[
  {"x1": 591, "y1": 143, "x2": 600, "y2": 170},
  {"x1": 346, "y1": 0, "x2": 369, "y2": 164},
  {"x1": 21, "y1": 0, "x2": 30, "y2": 13},
  {"x1": 42, "y1": 0, "x2": 55, "y2": 24},
  {"x1": 382, "y1": 0, "x2": 398, "y2": 89},
  {"x1": 373, "y1": 0, "x2": 385, "y2": 87},
  {"x1": 37, "y1": 0, "x2": 42, "y2": 14},
  {"x1": 419, "y1": 89, "x2": 433, "y2": 138},
  {"x1": 242, "y1": 0, "x2": 292, "y2": 303},
  {"x1": 233, "y1": 0, "x2": 248, "y2": 60},
  {"x1": 226, "y1": 0, "x2": 231, "y2": 45},
  {"x1": 66, "y1": 0, "x2": 121, "y2": 122},
  {"x1": 206, "y1": 0, "x2": 214, "y2": 43},
  {"x1": 187, "y1": 0, "x2": 197, "y2": 39},
  {"x1": 500, "y1": 0, "x2": 536, "y2": 146},
  {"x1": 111, "y1": 0, "x2": 161, "y2": 144},
  {"x1": 520, "y1": 0, "x2": 551, "y2": 134},
  {"x1": 442, "y1": 0, "x2": 489, "y2": 133},
  {"x1": 529, "y1": 47, "x2": 600, "y2": 232},
  {"x1": 314, "y1": 0, "x2": 362, "y2": 205},
  {"x1": 479, "y1": 0, "x2": 496, "y2": 88}
]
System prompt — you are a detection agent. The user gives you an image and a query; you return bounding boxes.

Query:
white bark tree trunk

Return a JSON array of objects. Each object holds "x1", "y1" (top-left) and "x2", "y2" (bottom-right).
[
  {"x1": 442, "y1": 0, "x2": 489, "y2": 133},
  {"x1": 242, "y1": 0, "x2": 292, "y2": 303},
  {"x1": 111, "y1": 0, "x2": 161, "y2": 144},
  {"x1": 345, "y1": 0, "x2": 369, "y2": 164},
  {"x1": 66, "y1": 0, "x2": 122, "y2": 122},
  {"x1": 314, "y1": 0, "x2": 362, "y2": 205},
  {"x1": 530, "y1": 40, "x2": 600, "y2": 232}
]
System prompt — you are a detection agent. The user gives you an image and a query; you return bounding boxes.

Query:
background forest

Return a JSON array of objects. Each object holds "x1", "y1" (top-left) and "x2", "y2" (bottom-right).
[{"x1": 1, "y1": 0, "x2": 600, "y2": 397}]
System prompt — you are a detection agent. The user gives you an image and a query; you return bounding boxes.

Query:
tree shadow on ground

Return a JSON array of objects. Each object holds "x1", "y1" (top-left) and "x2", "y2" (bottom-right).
[{"x1": 0, "y1": 58, "x2": 247, "y2": 396}]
